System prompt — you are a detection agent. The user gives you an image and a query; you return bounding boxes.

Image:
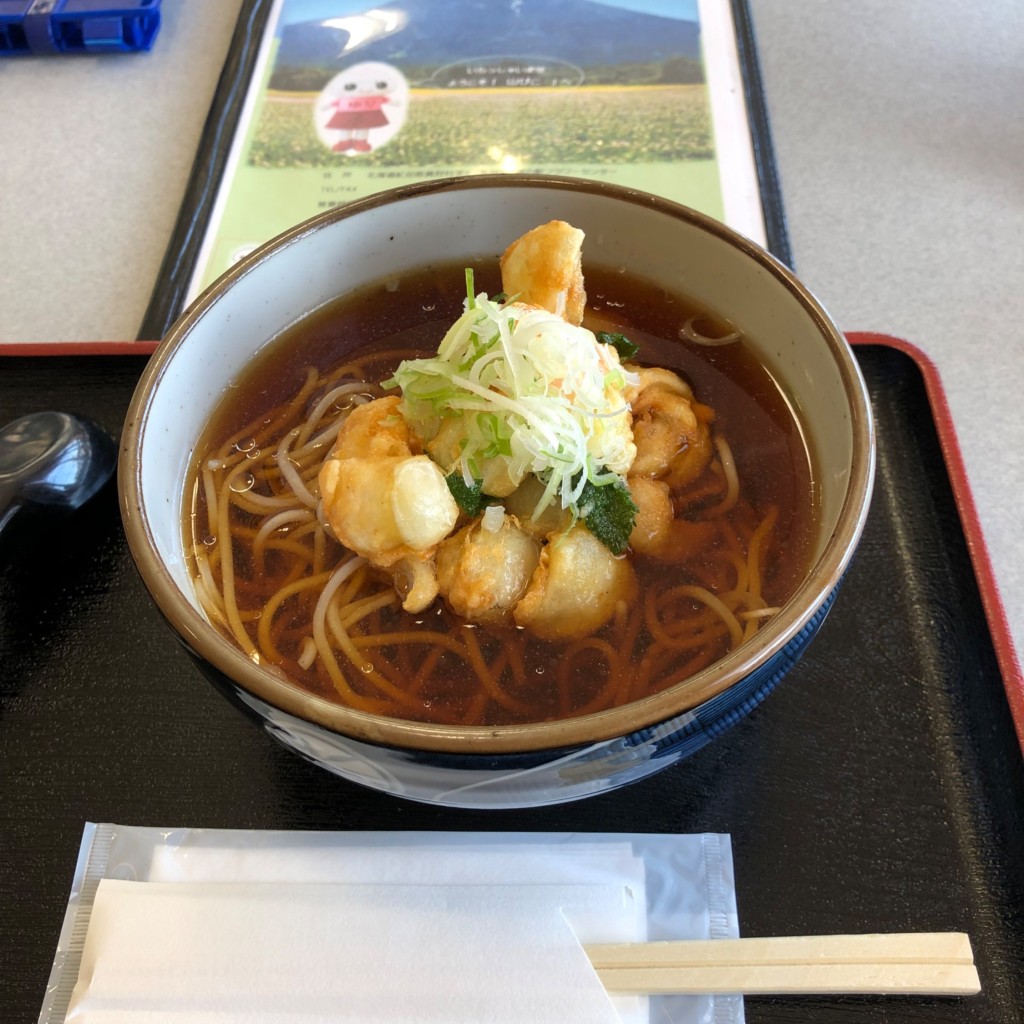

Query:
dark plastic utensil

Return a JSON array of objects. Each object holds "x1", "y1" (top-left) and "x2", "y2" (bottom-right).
[{"x1": 0, "y1": 411, "x2": 116, "y2": 561}]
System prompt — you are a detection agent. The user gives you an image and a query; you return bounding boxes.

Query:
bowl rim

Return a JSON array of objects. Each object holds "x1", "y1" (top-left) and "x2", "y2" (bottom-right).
[{"x1": 119, "y1": 173, "x2": 875, "y2": 755}]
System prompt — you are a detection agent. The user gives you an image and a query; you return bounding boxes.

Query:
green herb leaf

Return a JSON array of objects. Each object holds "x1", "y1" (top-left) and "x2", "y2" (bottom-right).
[
  {"x1": 576, "y1": 475, "x2": 638, "y2": 556},
  {"x1": 446, "y1": 472, "x2": 485, "y2": 517},
  {"x1": 596, "y1": 330, "x2": 640, "y2": 361}
]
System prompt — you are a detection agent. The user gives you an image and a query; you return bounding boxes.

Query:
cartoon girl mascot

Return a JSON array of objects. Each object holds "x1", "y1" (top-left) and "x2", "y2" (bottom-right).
[{"x1": 316, "y1": 62, "x2": 407, "y2": 155}]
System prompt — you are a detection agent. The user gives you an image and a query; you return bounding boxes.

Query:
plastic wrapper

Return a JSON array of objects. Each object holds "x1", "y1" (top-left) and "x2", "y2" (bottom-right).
[{"x1": 39, "y1": 824, "x2": 742, "y2": 1024}]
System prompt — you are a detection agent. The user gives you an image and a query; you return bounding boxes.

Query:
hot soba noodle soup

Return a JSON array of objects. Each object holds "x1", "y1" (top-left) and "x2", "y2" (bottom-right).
[{"x1": 187, "y1": 222, "x2": 814, "y2": 727}]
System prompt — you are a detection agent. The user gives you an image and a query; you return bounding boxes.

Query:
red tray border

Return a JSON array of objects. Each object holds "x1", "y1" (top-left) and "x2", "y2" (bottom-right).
[
  {"x1": 0, "y1": 341, "x2": 160, "y2": 356},
  {"x1": 2, "y1": 333, "x2": 1022, "y2": 752}
]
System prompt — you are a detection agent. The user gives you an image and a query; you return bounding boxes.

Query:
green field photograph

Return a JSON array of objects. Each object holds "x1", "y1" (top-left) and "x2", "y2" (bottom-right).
[{"x1": 249, "y1": 84, "x2": 713, "y2": 170}]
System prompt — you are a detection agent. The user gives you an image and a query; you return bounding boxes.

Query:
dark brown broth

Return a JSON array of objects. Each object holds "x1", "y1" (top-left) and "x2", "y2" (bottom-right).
[{"x1": 191, "y1": 260, "x2": 815, "y2": 723}]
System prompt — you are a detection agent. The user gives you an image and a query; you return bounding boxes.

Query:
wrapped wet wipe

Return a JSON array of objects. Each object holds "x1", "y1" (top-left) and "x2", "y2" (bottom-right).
[{"x1": 39, "y1": 825, "x2": 743, "y2": 1024}]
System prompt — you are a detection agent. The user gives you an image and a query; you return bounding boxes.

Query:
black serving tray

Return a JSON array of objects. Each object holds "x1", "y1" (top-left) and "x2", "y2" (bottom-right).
[{"x1": 1, "y1": 340, "x2": 1022, "y2": 1023}]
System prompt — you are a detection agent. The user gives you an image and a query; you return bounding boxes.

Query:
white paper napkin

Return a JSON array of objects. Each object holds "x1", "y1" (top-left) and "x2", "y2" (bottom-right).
[{"x1": 65, "y1": 880, "x2": 632, "y2": 1024}]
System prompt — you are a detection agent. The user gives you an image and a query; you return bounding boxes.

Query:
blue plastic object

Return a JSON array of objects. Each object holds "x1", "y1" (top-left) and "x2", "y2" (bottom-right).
[{"x1": 0, "y1": 0, "x2": 160, "y2": 55}]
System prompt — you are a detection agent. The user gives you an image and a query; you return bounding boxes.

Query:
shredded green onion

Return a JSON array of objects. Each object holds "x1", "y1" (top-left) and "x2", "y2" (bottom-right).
[{"x1": 386, "y1": 289, "x2": 638, "y2": 526}]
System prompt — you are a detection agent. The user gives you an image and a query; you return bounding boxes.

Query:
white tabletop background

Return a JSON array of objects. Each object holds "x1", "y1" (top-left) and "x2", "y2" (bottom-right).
[{"x1": 1, "y1": 1, "x2": 1021, "y2": 669}]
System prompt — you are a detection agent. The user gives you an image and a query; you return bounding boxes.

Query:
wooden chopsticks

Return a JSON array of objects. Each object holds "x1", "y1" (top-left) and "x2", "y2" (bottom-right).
[{"x1": 585, "y1": 932, "x2": 980, "y2": 996}]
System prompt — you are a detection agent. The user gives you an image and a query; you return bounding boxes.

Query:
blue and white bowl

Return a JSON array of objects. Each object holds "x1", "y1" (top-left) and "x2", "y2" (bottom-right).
[{"x1": 120, "y1": 175, "x2": 874, "y2": 808}]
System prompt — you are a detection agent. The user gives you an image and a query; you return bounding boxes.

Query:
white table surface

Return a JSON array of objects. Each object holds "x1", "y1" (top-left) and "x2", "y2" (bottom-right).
[{"x1": 1, "y1": 1, "x2": 1021, "y2": 671}]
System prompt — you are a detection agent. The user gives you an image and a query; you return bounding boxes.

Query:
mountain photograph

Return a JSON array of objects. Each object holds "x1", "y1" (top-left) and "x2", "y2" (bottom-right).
[{"x1": 271, "y1": 0, "x2": 702, "y2": 89}]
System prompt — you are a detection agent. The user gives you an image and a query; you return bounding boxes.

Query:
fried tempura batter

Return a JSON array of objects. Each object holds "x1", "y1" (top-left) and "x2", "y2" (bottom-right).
[{"x1": 499, "y1": 220, "x2": 586, "y2": 325}]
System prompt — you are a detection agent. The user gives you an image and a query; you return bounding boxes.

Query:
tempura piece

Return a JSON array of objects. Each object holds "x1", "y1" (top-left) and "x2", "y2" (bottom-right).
[
  {"x1": 499, "y1": 220, "x2": 586, "y2": 326},
  {"x1": 329, "y1": 395, "x2": 414, "y2": 461},
  {"x1": 626, "y1": 476, "x2": 673, "y2": 555},
  {"x1": 319, "y1": 398, "x2": 458, "y2": 612},
  {"x1": 513, "y1": 525, "x2": 636, "y2": 641},
  {"x1": 436, "y1": 513, "x2": 541, "y2": 626},
  {"x1": 319, "y1": 456, "x2": 455, "y2": 561},
  {"x1": 627, "y1": 367, "x2": 714, "y2": 489}
]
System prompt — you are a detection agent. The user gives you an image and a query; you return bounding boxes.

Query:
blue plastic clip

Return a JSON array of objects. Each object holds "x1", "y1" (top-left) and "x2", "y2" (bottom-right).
[{"x1": 0, "y1": 0, "x2": 160, "y2": 55}]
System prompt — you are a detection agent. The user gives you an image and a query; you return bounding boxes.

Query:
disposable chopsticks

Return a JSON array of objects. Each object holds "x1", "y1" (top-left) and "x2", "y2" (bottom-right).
[{"x1": 585, "y1": 932, "x2": 980, "y2": 996}]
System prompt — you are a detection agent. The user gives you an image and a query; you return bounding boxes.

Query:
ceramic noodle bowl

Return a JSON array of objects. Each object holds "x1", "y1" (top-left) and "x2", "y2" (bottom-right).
[{"x1": 120, "y1": 176, "x2": 874, "y2": 808}]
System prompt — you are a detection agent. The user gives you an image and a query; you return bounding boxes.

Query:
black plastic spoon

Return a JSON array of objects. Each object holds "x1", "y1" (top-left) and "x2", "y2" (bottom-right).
[{"x1": 0, "y1": 411, "x2": 117, "y2": 562}]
